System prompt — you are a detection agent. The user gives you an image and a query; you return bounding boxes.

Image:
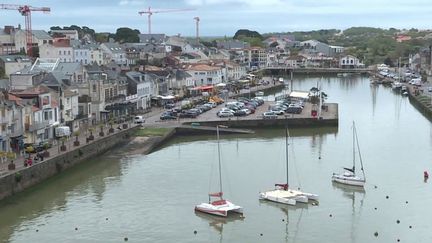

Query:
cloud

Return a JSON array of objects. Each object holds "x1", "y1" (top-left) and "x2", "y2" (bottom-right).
[{"x1": 119, "y1": 0, "x2": 146, "y2": 6}]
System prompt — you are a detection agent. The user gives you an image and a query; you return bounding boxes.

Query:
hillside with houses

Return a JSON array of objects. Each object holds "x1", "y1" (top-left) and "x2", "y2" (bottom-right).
[{"x1": 1, "y1": 25, "x2": 432, "y2": 154}]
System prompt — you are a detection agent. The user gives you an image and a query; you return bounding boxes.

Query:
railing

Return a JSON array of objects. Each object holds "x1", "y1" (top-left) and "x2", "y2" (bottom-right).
[
  {"x1": 8, "y1": 127, "x2": 24, "y2": 138},
  {"x1": 28, "y1": 121, "x2": 50, "y2": 132}
]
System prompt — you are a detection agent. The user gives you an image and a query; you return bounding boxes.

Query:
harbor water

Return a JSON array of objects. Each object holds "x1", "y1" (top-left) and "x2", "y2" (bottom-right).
[{"x1": 1, "y1": 75, "x2": 431, "y2": 242}]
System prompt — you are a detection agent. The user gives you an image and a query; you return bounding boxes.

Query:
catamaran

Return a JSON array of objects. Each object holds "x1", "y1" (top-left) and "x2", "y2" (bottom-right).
[
  {"x1": 195, "y1": 125, "x2": 243, "y2": 217},
  {"x1": 259, "y1": 128, "x2": 319, "y2": 206},
  {"x1": 332, "y1": 121, "x2": 366, "y2": 187}
]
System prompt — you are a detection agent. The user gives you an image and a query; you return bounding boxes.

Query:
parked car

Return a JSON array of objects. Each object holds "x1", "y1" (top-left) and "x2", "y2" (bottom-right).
[
  {"x1": 269, "y1": 107, "x2": 284, "y2": 115},
  {"x1": 160, "y1": 113, "x2": 177, "y2": 120},
  {"x1": 262, "y1": 111, "x2": 278, "y2": 119},
  {"x1": 286, "y1": 106, "x2": 303, "y2": 114},
  {"x1": 217, "y1": 110, "x2": 234, "y2": 117},
  {"x1": 219, "y1": 108, "x2": 235, "y2": 113},
  {"x1": 164, "y1": 103, "x2": 175, "y2": 109},
  {"x1": 179, "y1": 111, "x2": 198, "y2": 118},
  {"x1": 134, "y1": 115, "x2": 145, "y2": 124},
  {"x1": 234, "y1": 110, "x2": 247, "y2": 116},
  {"x1": 206, "y1": 102, "x2": 217, "y2": 108}
]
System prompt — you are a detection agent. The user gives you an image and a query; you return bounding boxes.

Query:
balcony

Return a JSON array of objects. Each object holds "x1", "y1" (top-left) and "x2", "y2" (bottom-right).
[
  {"x1": 8, "y1": 127, "x2": 24, "y2": 138},
  {"x1": 27, "y1": 121, "x2": 49, "y2": 132}
]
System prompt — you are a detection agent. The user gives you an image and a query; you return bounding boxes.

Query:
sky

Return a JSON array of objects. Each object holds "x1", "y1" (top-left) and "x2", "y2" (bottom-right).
[{"x1": 2, "y1": 0, "x2": 432, "y2": 36}]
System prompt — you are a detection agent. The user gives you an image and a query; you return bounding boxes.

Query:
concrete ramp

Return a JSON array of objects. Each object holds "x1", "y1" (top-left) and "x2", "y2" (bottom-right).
[{"x1": 176, "y1": 124, "x2": 255, "y2": 135}]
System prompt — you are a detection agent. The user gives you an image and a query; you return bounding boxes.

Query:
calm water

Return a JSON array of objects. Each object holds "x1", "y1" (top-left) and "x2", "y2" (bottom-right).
[{"x1": 1, "y1": 75, "x2": 432, "y2": 243}]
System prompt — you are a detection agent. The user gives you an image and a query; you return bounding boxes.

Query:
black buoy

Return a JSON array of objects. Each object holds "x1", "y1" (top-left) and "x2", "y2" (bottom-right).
[
  {"x1": 124, "y1": 237, "x2": 128, "y2": 241},
  {"x1": 396, "y1": 220, "x2": 400, "y2": 224},
  {"x1": 194, "y1": 230, "x2": 197, "y2": 235},
  {"x1": 36, "y1": 229, "x2": 39, "y2": 232},
  {"x1": 374, "y1": 207, "x2": 377, "y2": 210},
  {"x1": 374, "y1": 185, "x2": 377, "y2": 189},
  {"x1": 318, "y1": 156, "x2": 321, "y2": 159},
  {"x1": 405, "y1": 201, "x2": 408, "y2": 204},
  {"x1": 397, "y1": 239, "x2": 400, "y2": 242},
  {"x1": 409, "y1": 226, "x2": 412, "y2": 229},
  {"x1": 374, "y1": 232, "x2": 379, "y2": 237},
  {"x1": 329, "y1": 214, "x2": 333, "y2": 217},
  {"x1": 260, "y1": 233, "x2": 263, "y2": 236},
  {"x1": 282, "y1": 219, "x2": 285, "y2": 222},
  {"x1": 75, "y1": 227, "x2": 78, "y2": 231},
  {"x1": 106, "y1": 217, "x2": 109, "y2": 220},
  {"x1": 386, "y1": 196, "x2": 389, "y2": 199}
]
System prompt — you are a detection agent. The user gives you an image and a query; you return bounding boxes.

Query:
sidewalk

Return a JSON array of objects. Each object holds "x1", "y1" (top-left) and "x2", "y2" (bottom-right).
[{"x1": 0, "y1": 121, "x2": 136, "y2": 178}]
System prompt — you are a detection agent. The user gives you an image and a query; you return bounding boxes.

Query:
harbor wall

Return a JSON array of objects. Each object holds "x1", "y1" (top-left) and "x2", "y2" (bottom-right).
[{"x1": 0, "y1": 127, "x2": 137, "y2": 201}]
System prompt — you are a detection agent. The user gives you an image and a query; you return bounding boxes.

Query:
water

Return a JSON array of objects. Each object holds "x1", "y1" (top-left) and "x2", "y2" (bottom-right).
[{"x1": 1, "y1": 75, "x2": 432, "y2": 243}]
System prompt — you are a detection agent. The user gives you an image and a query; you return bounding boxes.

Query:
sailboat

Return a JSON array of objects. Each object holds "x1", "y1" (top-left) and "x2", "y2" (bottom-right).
[
  {"x1": 195, "y1": 125, "x2": 243, "y2": 217},
  {"x1": 332, "y1": 121, "x2": 366, "y2": 187},
  {"x1": 259, "y1": 127, "x2": 319, "y2": 206}
]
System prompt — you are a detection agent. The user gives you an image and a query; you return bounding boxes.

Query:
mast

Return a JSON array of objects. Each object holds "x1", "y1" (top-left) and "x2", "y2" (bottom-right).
[
  {"x1": 216, "y1": 125, "x2": 223, "y2": 195},
  {"x1": 354, "y1": 123, "x2": 366, "y2": 180},
  {"x1": 286, "y1": 126, "x2": 289, "y2": 187},
  {"x1": 352, "y1": 121, "x2": 356, "y2": 173}
]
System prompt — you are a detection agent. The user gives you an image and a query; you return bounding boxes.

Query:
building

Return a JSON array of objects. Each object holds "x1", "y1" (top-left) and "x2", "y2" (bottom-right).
[
  {"x1": 244, "y1": 47, "x2": 267, "y2": 69},
  {"x1": 0, "y1": 55, "x2": 32, "y2": 78},
  {"x1": 100, "y1": 42, "x2": 129, "y2": 66},
  {"x1": 0, "y1": 91, "x2": 25, "y2": 153},
  {"x1": 14, "y1": 30, "x2": 53, "y2": 53},
  {"x1": 186, "y1": 64, "x2": 225, "y2": 86},
  {"x1": 11, "y1": 85, "x2": 60, "y2": 144},
  {"x1": 125, "y1": 71, "x2": 152, "y2": 111},
  {"x1": 50, "y1": 29, "x2": 79, "y2": 40},
  {"x1": 39, "y1": 38, "x2": 74, "y2": 62},
  {"x1": 0, "y1": 26, "x2": 17, "y2": 55},
  {"x1": 138, "y1": 34, "x2": 166, "y2": 44},
  {"x1": 339, "y1": 55, "x2": 364, "y2": 69}
]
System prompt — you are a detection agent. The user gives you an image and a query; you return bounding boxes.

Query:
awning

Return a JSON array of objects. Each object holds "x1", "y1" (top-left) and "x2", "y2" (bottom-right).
[
  {"x1": 191, "y1": 85, "x2": 214, "y2": 91},
  {"x1": 289, "y1": 91, "x2": 309, "y2": 99},
  {"x1": 216, "y1": 83, "x2": 227, "y2": 87}
]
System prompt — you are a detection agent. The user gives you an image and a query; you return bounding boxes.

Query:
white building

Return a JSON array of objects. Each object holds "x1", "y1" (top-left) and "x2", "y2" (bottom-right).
[
  {"x1": 339, "y1": 55, "x2": 364, "y2": 69},
  {"x1": 186, "y1": 64, "x2": 225, "y2": 86}
]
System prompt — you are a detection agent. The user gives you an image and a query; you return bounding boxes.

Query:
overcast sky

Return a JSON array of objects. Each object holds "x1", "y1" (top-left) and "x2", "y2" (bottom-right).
[{"x1": 2, "y1": 0, "x2": 432, "y2": 36}]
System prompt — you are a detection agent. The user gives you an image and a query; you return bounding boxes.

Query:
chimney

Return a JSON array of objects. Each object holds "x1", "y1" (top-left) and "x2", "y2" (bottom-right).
[{"x1": 4, "y1": 26, "x2": 14, "y2": 34}]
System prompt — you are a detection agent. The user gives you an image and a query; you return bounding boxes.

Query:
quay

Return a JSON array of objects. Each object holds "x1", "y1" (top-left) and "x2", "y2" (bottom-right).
[{"x1": 256, "y1": 67, "x2": 373, "y2": 76}]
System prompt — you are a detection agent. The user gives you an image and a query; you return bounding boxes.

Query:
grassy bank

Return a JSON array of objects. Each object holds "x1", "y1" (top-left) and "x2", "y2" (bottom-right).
[{"x1": 134, "y1": 127, "x2": 173, "y2": 137}]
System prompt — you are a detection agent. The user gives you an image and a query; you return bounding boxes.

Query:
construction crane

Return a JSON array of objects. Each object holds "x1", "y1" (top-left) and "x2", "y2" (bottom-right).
[
  {"x1": 0, "y1": 4, "x2": 50, "y2": 57},
  {"x1": 138, "y1": 7, "x2": 195, "y2": 34},
  {"x1": 193, "y1": 17, "x2": 200, "y2": 43}
]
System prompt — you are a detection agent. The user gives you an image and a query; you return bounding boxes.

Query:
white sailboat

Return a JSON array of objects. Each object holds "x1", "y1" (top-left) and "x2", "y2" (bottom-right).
[
  {"x1": 195, "y1": 125, "x2": 243, "y2": 217},
  {"x1": 259, "y1": 128, "x2": 319, "y2": 206},
  {"x1": 332, "y1": 122, "x2": 366, "y2": 187}
]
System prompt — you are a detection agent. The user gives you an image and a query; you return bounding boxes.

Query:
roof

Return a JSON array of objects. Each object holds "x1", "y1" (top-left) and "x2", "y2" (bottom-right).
[
  {"x1": 64, "y1": 89, "x2": 78, "y2": 97},
  {"x1": 290, "y1": 91, "x2": 309, "y2": 99},
  {"x1": 138, "y1": 34, "x2": 166, "y2": 44},
  {"x1": 176, "y1": 70, "x2": 192, "y2": 80},
  {"x1": 187, "y1": 64, "x2": 222, "y2": 72},
  {"x1": 0, "y1": 79, "x2": 9, "y2": 90},
  {"x1": 0, "y1": 55, "x2": 31, "y2": 63},
  {"x1": 102, "y1": 42, "x2": 124, "y2": 53},
  {"x1": 12, "y1": 85, "x2": 52, "y2": 96},
  {"x1": 32, "y1": 30, "x2": 52, "y2": 40}
]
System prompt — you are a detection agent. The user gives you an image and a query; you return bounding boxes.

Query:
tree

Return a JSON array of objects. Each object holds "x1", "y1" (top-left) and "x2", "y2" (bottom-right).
[
  {"x1": 233, "y1": 29, "x2": 263, "y2": 40},
  {"x1": 114, "y1": 27, "x2": 140, "y2": 43}
]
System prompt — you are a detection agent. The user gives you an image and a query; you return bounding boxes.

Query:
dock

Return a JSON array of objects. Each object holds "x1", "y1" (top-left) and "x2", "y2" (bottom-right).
[{"x1": 175, "y1": 125, "x2": 255, "y2": 135}]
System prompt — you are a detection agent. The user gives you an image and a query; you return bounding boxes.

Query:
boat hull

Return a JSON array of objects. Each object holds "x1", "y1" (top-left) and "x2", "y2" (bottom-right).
[
  {"x1": 259, "y1": 189, "x2": 316, "y2": 205},
  {"x1": 195, "y1": 200, "x2": 243, "y2": 217},
  {"x1": 332, "y1": 174, "x2": 365, "y2": 187}
]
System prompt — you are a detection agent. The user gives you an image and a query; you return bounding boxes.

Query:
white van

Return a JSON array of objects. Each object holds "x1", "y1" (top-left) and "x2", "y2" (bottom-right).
[
  {"x1": 134, "y1": 115, "x2": 145, "y2": 124},
  {"x1": 55, "y1": 126, "x2": 71, "y2": 138}
]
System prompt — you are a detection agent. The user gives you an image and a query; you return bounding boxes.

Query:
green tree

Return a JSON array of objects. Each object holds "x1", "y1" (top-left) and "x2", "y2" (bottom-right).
[
  {"x1": 114, "y1": 28, "x2": 140, "y2": 43},
  {"x1": 233, "y1": 29, "x2": 263, "y2": 40}
]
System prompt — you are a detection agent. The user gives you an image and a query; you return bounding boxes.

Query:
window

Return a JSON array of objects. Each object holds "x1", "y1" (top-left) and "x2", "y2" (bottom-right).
[
  {"x1": 68, "y1": 50, "x2": 71, "y2": 55},
  {"x1": 93, "y1": 84, "x2": 97, "y2": 92},
  {"x1": 59, "y1": 50, "x2": 61, "y2": 55}
]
